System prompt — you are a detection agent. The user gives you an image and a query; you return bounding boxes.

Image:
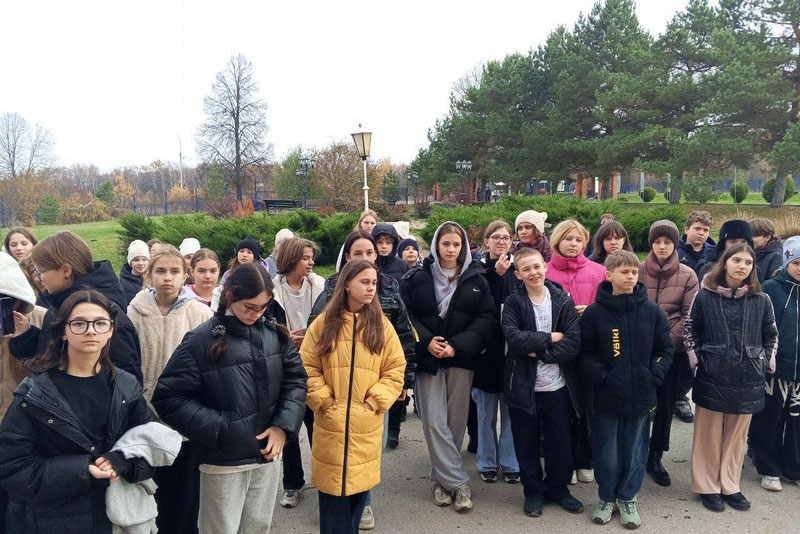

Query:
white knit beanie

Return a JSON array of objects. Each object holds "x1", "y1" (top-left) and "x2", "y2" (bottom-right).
[
  {"x1": 127, "y1": 240, "x2": 150, "y2": 264},
  {"x1": 274, "y1": 228, "x2": 294, "y2": 247},
  {"x1": 179, "y1": 238, "x2": 201, "y2": 256},
  {"x1": 515, "y1": 210, "x2": 549, "y2": 234}
]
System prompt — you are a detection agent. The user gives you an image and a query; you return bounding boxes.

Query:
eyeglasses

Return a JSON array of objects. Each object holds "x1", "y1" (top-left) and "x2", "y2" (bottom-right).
[
  {"x1": 489, "y1": 235, "x2": 512, "y2": 242},
  {"x1": 66, "y1": 319, "x2": 114, "y2": 335},
  {"x1": 240, "y1": 302, "x2": 270, "y2": 314},
  {"x1": 32, "y1": 268, "x2": 52, "y2": 281}
]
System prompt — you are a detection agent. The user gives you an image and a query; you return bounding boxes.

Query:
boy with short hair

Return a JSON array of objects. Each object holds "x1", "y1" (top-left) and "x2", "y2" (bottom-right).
[
  {"x1": 750, "y1": 218, "x2": 783, "y2": 283},
  {"x1": 579, "y1": 250, "x2": 674, "y2": 529},
  {"x1": 678, "y1": 211, "x2": 715, "y2": 277},
  {"x1": 372, "y1": 224, "x2": 409, "y2": 283},
  {"x1": 398, "y1": 237, "x2": 422, "y2": 269},
  {"x1": 502, "y1": 247, "x2": 583, "y2": 517}
]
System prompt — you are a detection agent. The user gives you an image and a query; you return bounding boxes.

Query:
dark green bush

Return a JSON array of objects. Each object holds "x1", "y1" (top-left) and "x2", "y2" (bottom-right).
[
  {"x1": 36, "y1": 194, "x2": 61, "y2": 224},
  {"x1": 729, "y1": 181, "x2": 749, "y2": 203},
  {"x1": 420, "y1": 195, "x2": 684, "y2": 253},
  {"x1": 116, "y1": 213, "x2": 160, "y2": 256},
  {"x1": 762, "y1": 177, "x2": 795, "y2": 203},
  {"x1": 640, "y1": 186, "x2": 657, "y2": 203}
]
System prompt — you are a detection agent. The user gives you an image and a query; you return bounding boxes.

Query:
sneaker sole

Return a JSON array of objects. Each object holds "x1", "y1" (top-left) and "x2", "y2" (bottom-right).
[
  {"x1": 525, "y1": 510, "x2": 542, "y2": 518},
  {"x1": 454, "y1": 503, "x2": 473, "y2": 513},
  {"x1": 592, "y1": 516, "x2": 612, "y2": 525},
  {"x1": 622, "y1": 520, "x2": 641, "y2": 529},
  {"x1": 434, "y1": 499, "x2": 453, "y2": 507},
  {"x1": 358, "y1": 522, "x2": 375, "y2": 530}
]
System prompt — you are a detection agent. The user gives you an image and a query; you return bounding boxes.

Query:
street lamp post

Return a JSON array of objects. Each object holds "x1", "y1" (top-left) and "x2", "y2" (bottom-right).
[
  {"x1": 295, "y1": 155, "x2": 315, "y2": 209},
  {"x1": 455, "y1": 160, "x2": 472, "y2": 204},
  {"x1": 407, "y1": 171, "x2": 419, "y2": 207},
  {"x1": 351, "y1": 127, "x2": 372, "y2": 211}
]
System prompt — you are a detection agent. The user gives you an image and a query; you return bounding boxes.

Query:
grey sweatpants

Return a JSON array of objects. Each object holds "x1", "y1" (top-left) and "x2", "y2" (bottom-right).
[
  {"x1": 416, "y1": 367, "x2": 474, "y2": 492},
  {"x1": 198, "y1": 461, "x2": 280, "y2": 534}
]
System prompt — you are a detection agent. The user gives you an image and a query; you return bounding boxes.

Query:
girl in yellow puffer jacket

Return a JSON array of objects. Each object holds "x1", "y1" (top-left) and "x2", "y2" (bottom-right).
[{"x1": 300, "y1": 259, "x2": 406, "y2": 534}]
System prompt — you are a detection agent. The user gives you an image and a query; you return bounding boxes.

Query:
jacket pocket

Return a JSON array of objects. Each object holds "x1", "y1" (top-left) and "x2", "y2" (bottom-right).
[
  {"x1": 744, "y1": 346, "x2": 766, "y2": 383},
  {"x1": 699, "y1": 344, "x2": 727, "y2": 380}
]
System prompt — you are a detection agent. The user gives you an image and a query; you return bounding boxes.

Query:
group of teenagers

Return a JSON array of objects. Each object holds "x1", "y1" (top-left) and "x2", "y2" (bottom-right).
[{"x1": 0, "y1": 203, "x2": 797, "y2": 533}]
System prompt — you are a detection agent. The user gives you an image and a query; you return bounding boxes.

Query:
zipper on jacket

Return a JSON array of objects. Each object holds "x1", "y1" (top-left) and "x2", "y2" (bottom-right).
[
  {"x1": 622, "y1": 298, "x2": 632, "y2": 419},
  {"x1": 341, "y1": 315, "x2": 358, "y2": 496}
]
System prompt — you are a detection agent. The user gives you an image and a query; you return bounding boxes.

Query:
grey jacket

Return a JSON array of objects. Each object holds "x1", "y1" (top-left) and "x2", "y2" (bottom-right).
[{"x1": 106, "y1": 422, "x2": 183, "y2": 533}]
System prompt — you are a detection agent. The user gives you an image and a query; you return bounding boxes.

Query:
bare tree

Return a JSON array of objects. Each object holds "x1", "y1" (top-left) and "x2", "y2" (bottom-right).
[
  {"x1": 196, "y1": 54, "x2": 270, "y2": 200},
  {"x1": 0, "y1": 113, "x2": 52, "y2": 178}
]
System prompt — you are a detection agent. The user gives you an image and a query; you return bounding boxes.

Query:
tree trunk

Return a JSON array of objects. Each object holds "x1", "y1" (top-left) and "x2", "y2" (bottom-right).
[
  {"x1": 771, "y1": 172, "x2": 788, "y2": 207},
  {"x1": 601, "y1": 175, "x2": 612, "y2": 200},
  {"x1": 667, "y1": 174, "x2": 683, "y2": 204}
]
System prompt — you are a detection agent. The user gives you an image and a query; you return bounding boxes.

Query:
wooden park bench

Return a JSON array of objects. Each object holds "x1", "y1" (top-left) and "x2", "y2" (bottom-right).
[{"x1": 263, "y1": 199, "x2": 300, "y2": 214}]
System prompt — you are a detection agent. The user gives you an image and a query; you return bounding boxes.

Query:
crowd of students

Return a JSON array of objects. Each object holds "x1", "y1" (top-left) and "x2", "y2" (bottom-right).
[{"x1": 0, "y1": 206, "x2": 797, "y2": 533}]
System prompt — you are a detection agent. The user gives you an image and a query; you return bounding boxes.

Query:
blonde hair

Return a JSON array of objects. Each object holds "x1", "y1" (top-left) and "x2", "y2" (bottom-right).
[
  {"x1": 356, "y1": 210, "x2": 379, "y2": 230},
  {"x1": 483, "y1": 220, "x2": 513, "y2": 242},
  {"x1": 144, "y1": 244, "x2": 186, "y2": 286},
  {"x1": 550, "y1": 220, "x2": 590, "y2": 254}
]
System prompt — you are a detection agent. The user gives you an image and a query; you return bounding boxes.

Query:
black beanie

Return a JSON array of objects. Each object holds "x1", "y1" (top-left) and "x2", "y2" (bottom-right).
[
  {"x1": 236, "y1": 237, "x2": 262, "y2": 259},
  {"x1": 718, "y1": 220, "x2": 754, "y2": 254},
  {"x1": 397, "y1": 238, "x2": 419, "y2": 256}
]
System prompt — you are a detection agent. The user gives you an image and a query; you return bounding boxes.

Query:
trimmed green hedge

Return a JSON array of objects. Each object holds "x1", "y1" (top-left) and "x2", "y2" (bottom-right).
[
  {"x1": 117, "y1": 210, "x2": 359, "y2": 267},
  {"x1": 420, "y1": 195, "x2": 684, "y2": 253}
]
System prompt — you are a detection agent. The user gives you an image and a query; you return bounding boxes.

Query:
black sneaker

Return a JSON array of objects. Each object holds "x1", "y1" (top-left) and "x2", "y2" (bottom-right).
[
  {"x1": 674, "y1": 399, "x2": 695, "y2": 423},
  {"x1": 504, "y1": 471, "x2": 521, "y2": 484},
  {"x1": 722, "y1": 492, "x2": 750, "y2": 511},
  {"x1": 467, "y1": 437, "x2": 478, "y2": 454},
  {"x1": 646, "y1": 452, "x2": 672, "y2": 487},
  {"x1": 480, "y1": 470, "x2": 498, "y2": 483},
  {"x1": 524, "y1": 495, "x2": 544, "y2": 517},
  {"x1": 386, "y1": 434, "x2": 399, "y2": 450},
  {"x1": 699, "y1": 493, "x2": 725, "y2": 512},
  {"x1": 553, "y1": 494, "x2": 584, "y2": 514}
]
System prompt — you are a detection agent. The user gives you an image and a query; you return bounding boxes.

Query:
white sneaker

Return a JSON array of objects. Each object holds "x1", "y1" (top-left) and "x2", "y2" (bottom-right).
[
  {"x1": 570, "y1": 471, "x2": 577, "y2": 485},
  {"x1": 761, "y1": 476, "x2": 782, "y2": 491},
  {"x1": 453, "y1": 485, "x2": 473, "y2": 512},
  {"x1": 432, "y1": 483, "x2": 453, "y2": 507},
  {"x1": 577, "y1": 469, "x2": 595, "y2": 483},
  {"x1": 359, "y1": 505, "x2": 375, "y2": 530},
  {"x1": 280, "y1": 488, "x2": 301, "y2": 508}
]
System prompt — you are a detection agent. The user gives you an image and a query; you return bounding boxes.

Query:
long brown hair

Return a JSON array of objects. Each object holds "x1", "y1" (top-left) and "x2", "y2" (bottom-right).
[
  {"x1": 434, "y1": 223, "x2": 467, "y2": 266},
  {"x1": 592, "y1": 221, "x2": 634, "y2": 263},
  {"x1": 4, "y1": 227, "x2": 38, "y2": 252},
  {"x1": 339, "y1": 230, "x2": 377, "y2": 270},
  {"x1": 705, "y1": 243, "x2": 761, "y2": 294},
  {"x1": 25, "y1": 290, "x2": 117, "y2": 375},
  {"x1": 209, "y1": 263, "x2": 289, "y2": 361},
  {"x1": 31, "y1": 231, "x2": 94, "y2": 279},
  {"x1": 316, "y1": 259, "x2": 384, "y2": 357}
]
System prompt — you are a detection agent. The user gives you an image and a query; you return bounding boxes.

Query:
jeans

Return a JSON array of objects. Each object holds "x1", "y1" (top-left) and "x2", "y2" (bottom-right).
[
  {"x1": 471, "y1": 388, "x2": 518, "y2": 472},
  {"x1": 318, "y1": 491, "x2": 368, "y2": 534},
  {"x1": 282, "y1": 406, "x2": 314, "y2": 490},
  {"x1": 508, "y1": 387, "x2": 573, "y2": 500},
  {"x1": 591, "y1": 412, "x2": 650, "y2": 502}
]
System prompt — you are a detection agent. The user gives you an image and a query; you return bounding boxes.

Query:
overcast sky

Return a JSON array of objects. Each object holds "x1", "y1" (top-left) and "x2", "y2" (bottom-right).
[{"x1": 1, "y1": 0, "x2": 691, "y2": 171}]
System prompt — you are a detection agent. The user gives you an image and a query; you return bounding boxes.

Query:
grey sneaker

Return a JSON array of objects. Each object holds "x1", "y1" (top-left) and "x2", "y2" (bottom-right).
[
  {"x1": 453, "y1": 485, "x2": 473, "y2": 512},
  {"x1": 280, "y1": 488, "x2": 301, "y2": 508},
  {"x1": 432, "y1": 483, "x2": 453, "y2": 507},
  {"x1": 618, "y1": 498, "x2": 641, "y2": 529},
  {"x1": 591, "y1": 500, "x2": 616, "y2": 525},
  {"x1": 358, "y1": 505, "x2": 375, "y2": 530}
]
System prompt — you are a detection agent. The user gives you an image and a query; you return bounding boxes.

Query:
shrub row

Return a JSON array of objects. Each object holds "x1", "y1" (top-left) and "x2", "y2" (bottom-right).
[
  {"x1": 419, "y1": 195, "x2": 685, "y2": 253},
  {"x1": 117, "y1": 210, "x2": 359, "y2": 267}
]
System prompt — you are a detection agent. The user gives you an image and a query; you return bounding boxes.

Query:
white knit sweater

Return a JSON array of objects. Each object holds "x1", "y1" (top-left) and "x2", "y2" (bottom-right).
[{"x1": 127, "y1": 288, "x2": 213, "y2": 401}]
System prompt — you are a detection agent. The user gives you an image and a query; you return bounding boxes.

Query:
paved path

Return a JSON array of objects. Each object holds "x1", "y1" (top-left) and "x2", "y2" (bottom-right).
[{"x1": 272, "y1": 405, "x2": 800, "y2": 534}]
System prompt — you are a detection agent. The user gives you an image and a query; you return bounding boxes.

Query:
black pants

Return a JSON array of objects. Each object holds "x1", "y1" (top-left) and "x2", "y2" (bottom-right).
[
  {"x1": 650, "y1": 352, "x2": 687, "y2": 454},
  {"x1": 676, "y1": 356, "x2": 694, "y2": 400},
  {"x1": 467, "y1": 395, "x2": 477, "y2": 443},
  {"x1": 318, "y1": 491, "x2": 368, "y2": 534},
  {"x1": 572, "y1": 380, "x2": 593, "y2": 470},
  {"x1": 282, "y1": 406, "x2": 315, "y2": 490},
  {"x1": 509, "y1": 388, "x2": 574, "y2": 500},
  {"x1": 754, "y1": 378, "x2": 800, "y2": 480},
  {"x1": 154, "y1": 440, "x2": 200, "y2": 534},
  {"x1": 388, "y1": 399, "x2": 403, "y2": 437}
]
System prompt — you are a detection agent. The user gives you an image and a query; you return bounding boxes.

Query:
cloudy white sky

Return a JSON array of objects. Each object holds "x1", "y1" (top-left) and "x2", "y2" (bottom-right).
[{"x1": 1, "y1": 0, "x2": 690, "y2": 170}]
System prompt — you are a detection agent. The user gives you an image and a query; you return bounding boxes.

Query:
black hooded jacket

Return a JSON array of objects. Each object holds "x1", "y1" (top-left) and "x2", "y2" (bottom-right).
[
  {"x1": 756, "y1": 238, "x2": 783, "y2": 283},
  {"x1": 678, "y1": 235, "x2": 716, "y2": 277},
  {"x1": 118, "y1": 262, "x2": 143, "y2": 306},
  {"x1": 501, "y1": 281, "x2": 582, "y2": 415},
  {"x1": 371, "y1": 224, "x2": 409, "y2": 284},
  {"x1": 0, "y1": 369, "x2": 155, "y2": 534},
  {"x1": 578, "y1": 281, "x2": 674, "y2": 418},
  {"x1": 152, "y1": 314, "x2": 307, "y2": 466},
  {"x1": 9, "y1": 261, "x2": 143, "y2": 384}
]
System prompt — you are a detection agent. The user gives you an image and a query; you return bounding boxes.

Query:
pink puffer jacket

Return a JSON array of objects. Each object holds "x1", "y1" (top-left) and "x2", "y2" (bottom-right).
[{"x1": 546, "y1": 252, "x2": 606, "y2": 306}]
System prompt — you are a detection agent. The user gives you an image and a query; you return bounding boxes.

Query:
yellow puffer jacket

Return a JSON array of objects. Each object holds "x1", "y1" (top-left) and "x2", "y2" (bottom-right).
[{"x1": 300, "y1": 311, "x2": 405, "y2": 497}]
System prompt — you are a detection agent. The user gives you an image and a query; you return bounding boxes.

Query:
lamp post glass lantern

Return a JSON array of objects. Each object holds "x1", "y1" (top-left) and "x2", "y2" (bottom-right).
[
  {"x1": 455, "y1": 160, "x2": 472, "y2": 204},
  {"x1": 295, "y1": 156, "x2": 315, "y2": 208},
  {"x1": 351, "y1": 129, "x2": 372, "y2": 210}
]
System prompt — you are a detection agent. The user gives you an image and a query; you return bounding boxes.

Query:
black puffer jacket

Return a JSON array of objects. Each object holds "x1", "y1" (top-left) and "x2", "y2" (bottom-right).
[
  {"x1": 678, "y1": 235, "x2": 716, "y2": 277},
  {"x1": 473, "y1": 255, "x2": 518, "y2": 393},
  {"x1": 118, "y1": 262, "x2": 143, "y2": 306},
  {"x1": 756, "y1": 238, "x2": 783, "y2": 283},
  {"x1": 310, "y1": 272, "x2": 416, "y2": 388},
  {"x1": 371, "y1": 224, "x2": 410, "y2": 284},
  {"x1": 501, "y1": 281, "x2": 581, "y2": 415},
  {"x1": 578, "y1": 281, "x2": 674, "y2": 418},
  {"x1": 400, "y1": 258, "x2": 497, "y2": 376},
  {"x1": 152, "y1": 314, "x2": 307, "y2": 466},
  {"x1": 9, "y1": 261, "x2": 143, "y2": 384},
  {"x1": 683, "y1": 281, "x2": 778, "y2": 414},
  {"x1": 0, "y1": 369, "x2": 155, "y2": 534}
]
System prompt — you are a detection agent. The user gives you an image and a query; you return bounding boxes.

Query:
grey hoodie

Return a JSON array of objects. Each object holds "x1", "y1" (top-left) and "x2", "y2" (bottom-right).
[
  {"x1": 105, "y1": 422, "x2": 183, "y2": 533},
  {"x1": 429, "y1": 221, "x2": 472, "y2": 318}
]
